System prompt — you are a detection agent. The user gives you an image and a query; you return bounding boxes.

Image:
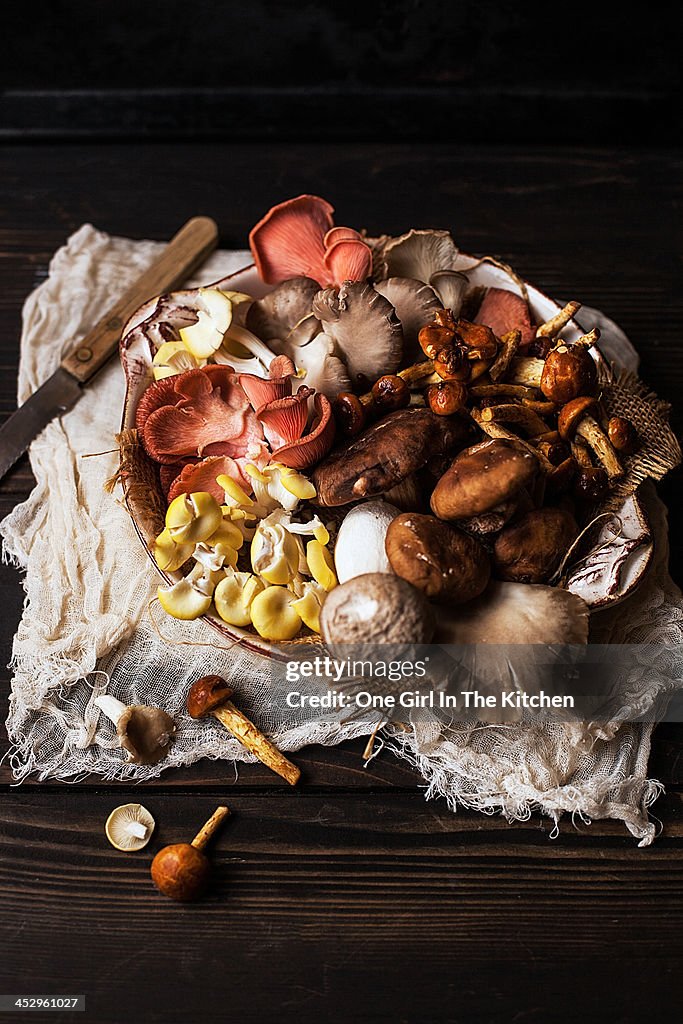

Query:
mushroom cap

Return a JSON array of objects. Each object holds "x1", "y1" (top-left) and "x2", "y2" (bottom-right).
[
  {"x1": 312, "y1": 408, "x2": 466, "y2": 507},
  {"x1": 474, "y1": 287, "x2": 535, "y2": 347},
  {"x1": 540, "y1": 347, "x2": 597, "y2": 403},
  {"x1": 246, "y1": 277, "x2": 321, "y2": 343},
  {"x1": 493, "y1": 507, "x2": 578, "y2": 583},
  {"x1": 116, "y1": 707, "x2": 176, "y2": 765},
  {"x1": 312, "y1": 281, "x2": 404, "y2": 386},
  {"x1": 320, "y1": 572, "x2": 435, "y2": 649},
  {"x1": 385, "y1": 513, "x2": 491, "y2": 603},
  {"x1": 334, "y1": 500, "x2": 401, "y2": 583},
  {"x1": 105, "y1": 803, "x2": 156, "y2": 852},
  {"x1": 557, "y1": 395, "x2": 599, "y2": 440},
  {"x1": 187, "y1": 674, "x2": 234, "y2": 718},
  {"x1": 372, "y1": 277, "x2": 443, "y2": 363},
  {"x1": 378, "y1": 228, "x2": 460, "y2": 283},
  {"x1": 430, "y1": 439, "x2": 537, "y2": 521},
  {"x1": 429, "y1": 270, "x2": 469, "y2": 317},
  {"x1": 249, "y1": 195, "x2": 334, "y2": 285},
  {"x1": 151, "y1": 843, "x2": 210, "y2": 902}
]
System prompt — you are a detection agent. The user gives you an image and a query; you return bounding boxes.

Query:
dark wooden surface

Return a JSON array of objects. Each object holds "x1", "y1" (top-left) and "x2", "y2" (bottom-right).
[{"x1": 0, "y1": 143, "x2": 682, "y2": 1023}]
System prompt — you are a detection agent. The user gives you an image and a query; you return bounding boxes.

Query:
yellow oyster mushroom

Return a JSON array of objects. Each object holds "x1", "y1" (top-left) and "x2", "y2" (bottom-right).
[
  {"x1": 250, "y1": 586, "x2": 302, "y2": 641},
  {"x1": 214, "y1": 572, "x2": 265, "y2": 627},
  {"x1": 166, "y1": 492, "x2": 222, "y2": 544},
  {"x1": 306, "y1": 540, "x2": 337, "y2": 592},
  {"x1": 207, "y1": 517, "x2": 244, "y2": 551},
  {"x1": 251, "y1": 521, "x2": 300, "y2": 586},
  {"x1": 152, "y1": 341, "x2": 198, "y2": 380},
  {"x1": 223, "y1": 506, "x2": 258, "y2": 542},
  {"x1": 179, "y1": 288, "x2": 233, "y2": 359},
  {"x1": 219, "y1": 289, "x2": 252, "y2": 306},
  {"x1": 153, "y1": 528, "x2": 194, "y2": 572},
  {"x1": 278, "y1": 466, "x2": 317, "y2": 503},
  {"x1": 217, "y1": 473, "x2": 254, "y2": 509},
  {"x1": 157, "y1": 562, "x2": 221, "y2": 621},
  {"x1": 291, "y1": 582, "x2": 327, "y2": 634}
]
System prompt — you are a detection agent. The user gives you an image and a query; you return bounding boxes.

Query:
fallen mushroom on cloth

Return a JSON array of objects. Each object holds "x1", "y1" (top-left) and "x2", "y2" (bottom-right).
[{"x1": 118, "y1": 193, "x2": 680, "y2": 650}]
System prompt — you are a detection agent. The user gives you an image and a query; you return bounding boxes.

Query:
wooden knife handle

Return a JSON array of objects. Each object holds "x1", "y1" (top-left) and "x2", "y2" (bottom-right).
[{"x1": 60, "y1": 216, "x2": 219, "y2": 384}]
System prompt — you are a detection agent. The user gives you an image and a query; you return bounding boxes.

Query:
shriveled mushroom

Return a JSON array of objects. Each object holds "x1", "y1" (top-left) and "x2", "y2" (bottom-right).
[
  {"x1": 430, "y1": 439, "x2": 537, "y2": 522},
  {"x1": 94, "y1": 696, "x2": 176, "y2": 765},
  {"x1": 557, "y1": 396, "x2": 623, "y2": 479},
  {"x1": 373, "y1": 277, "x2": 442, "y2": 362},
  {"x1": 246, "y1": 276, "x2": 321, "y2": 342},
  {"x1": 320, "y1": 572, "x2": 435, "y2": 650},
  {"x1": 313, "y1": 281, "x2": 404, "y2": 385},
  {"x1": 312, "y1": 408, "x2": 466, "y2": 507}
]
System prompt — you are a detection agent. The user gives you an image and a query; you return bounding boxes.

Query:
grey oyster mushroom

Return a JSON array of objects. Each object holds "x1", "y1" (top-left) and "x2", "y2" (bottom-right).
[
  {"x1": 246, "y1": 276, "x2": 321, "y2": 343},
  {"x1": 312, "y1": 281, "x2": 404, "y2": 385},
  {"x1": 429, "y1": 270, "x2": 469, "y2": 316},
  {"x1": 373, "y1": 277, "x2": 443, "y2": 363},
  {"x1": 320, "y1": 572, "x2": 435, "y2": 650},
  {"x1": 94, "y1": 695, "x2": 176, "y2": 765},
  {"x1": 377, "y1": 229, "x2": 460, "y2": 283},
  {"x1": 291, "y1": 331, "x2": 352, "y2": 399}
]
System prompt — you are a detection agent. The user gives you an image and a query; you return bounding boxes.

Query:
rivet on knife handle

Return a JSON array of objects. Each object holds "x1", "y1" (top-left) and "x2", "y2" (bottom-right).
[{"x1": 60, "y1": 216, "x2": 219, "y2": 384}]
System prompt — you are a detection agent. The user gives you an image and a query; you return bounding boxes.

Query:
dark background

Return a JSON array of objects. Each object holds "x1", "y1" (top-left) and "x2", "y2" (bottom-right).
[{"x1": 2, "y1": 0, "x2": 682, "y2": 142}]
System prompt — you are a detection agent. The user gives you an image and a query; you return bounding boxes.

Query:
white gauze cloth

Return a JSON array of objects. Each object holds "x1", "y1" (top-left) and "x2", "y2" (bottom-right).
[{"x1": 3, "y1": 225, "x2": 682, "y2": 845}]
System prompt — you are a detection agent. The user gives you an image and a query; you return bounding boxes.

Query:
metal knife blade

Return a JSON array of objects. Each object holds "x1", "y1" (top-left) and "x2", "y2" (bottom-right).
[{"x1": 0, "y1": 368, "x2": 83, "y2": 480}]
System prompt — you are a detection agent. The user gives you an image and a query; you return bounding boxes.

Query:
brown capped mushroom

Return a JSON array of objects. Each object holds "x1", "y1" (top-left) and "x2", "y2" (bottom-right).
[
  {"x1": 94, "y1": 696, "x2": 176, "y2": 765},
  {"x1": 385, "y1": 513, "x2": 490, "y2": 603},
  {"x1": 312, "y1": 408, "x2": 466, "y2": 507},
  {"x1": 558, "y1": 396, "x2": 623, "y2": 480},
  {"x1": 430, "y1": 439, "x2": 537, "y2": 522},
  {"x1": 607, "y1": 415, "x2": 638, "y2": 453},
  {"x1": 320, "y1": 572, "x2": 435, "y2": 649},
  {"x1": 493, "y1": 507, "x2": 578, "y2": 583},
  {"x1": 540, "y1": 332, "x2": 599, "y2": 403}
]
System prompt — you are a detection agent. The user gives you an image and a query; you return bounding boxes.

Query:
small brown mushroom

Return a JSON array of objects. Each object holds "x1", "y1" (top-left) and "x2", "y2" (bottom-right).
[
  {"x1": 571, "y1": 440, "x2": 609, "y2": 502},
  {"x1": 558, "y1": 396, "x2": 623, "y2": 479},
  {"x1": 540, "y1": 334, "x2": 599, "y2": 403},
  {"x1": 151, "y1": 806, "x2": 229, "y2": 902},
  {"x1": 455, "y1": 319, "x2": 499, "y2": 360},
  {"x1": 187, "y1": 676, "x2": 300, "y2": 785},
  {"x1": 371, "y1": 374, "x2": 411, "y2": 413},
  {"x1": 418, "y1": 322, "x2": 456, "y2": 360},
  {"x1": 433, "y1": 345, "x2": 470, "y2": 381},
  {"x1": 94, "y1": 696, "x2": 176, "y2": 766},
  {"x1": 385, "y1": 513, "x2": 490, "y2": 603},
  {"x1": 426, "y1": 380, "x2": 468, "y2": 416},
  {"x1": 607, "y1": 415, "x2": 639, "y2": 453},
  {"x1": 493, "y1": 507, "x2": 578, "y2": 583},
  {"x1": 430, "y1": 438, "x2": 537, "y2": 521},
  {"x1": 333, "y1": 391, "x2": 371, "y2": 437}
]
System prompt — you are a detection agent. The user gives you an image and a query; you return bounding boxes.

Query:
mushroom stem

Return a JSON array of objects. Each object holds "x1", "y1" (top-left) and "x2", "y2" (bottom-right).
[
  {"x1": 521, "y1": 398, "x2": 557, "y2": 416},
  {"x1": 536, "y1": 301, "x2": 582, "y2": 339},
  {"x1": 480, "y1": 403, "x2": 549, "y2": 436},
  {"x1": 510, "y1": 356, "x2": 545, "y2": 388},
  {"x1": 213, "y1": 703, "x2": 301, "y2": 786},
  {"x1": 571, "y1": 440, "x2": 593, "y2": 469},
  {"x1": 489, "y1": 330, "x2": 520, "y2": 382},
  {"x1": 94, "y1": 695, "x2": 127, "y2": 725},
  {"x1": 191, "y1": 806, "x2": 230, "y2": 851},
  {"x1": 471, "y1": 409, "x2": 553, "y2": 471},
  {"x1": 576, "y1": 415, "x2": 623, "y2": 479},
  {"x1": 470, "y1": 383, "x2": 537, "y2": 400},
  {"x1": 555, "y1": 327, "x2": 599, "y2": 352}
]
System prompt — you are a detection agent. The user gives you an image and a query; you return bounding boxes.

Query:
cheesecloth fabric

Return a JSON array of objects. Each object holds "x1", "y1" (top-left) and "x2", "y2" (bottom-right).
[{"x1": 2, "y1": 225, "x2": 681, "y2": 846}]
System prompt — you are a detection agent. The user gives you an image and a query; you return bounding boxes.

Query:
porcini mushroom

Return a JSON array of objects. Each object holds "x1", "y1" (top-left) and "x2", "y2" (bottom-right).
[
  {"x1": 430, "y1": 439, "x2": 537, "y2": 522},
  {"x1": 313, "y1": 281, "x2": 404, "y2": 385},
  {"x1": 557, "y1": 396, "x2": 623, "y2": 479},
  {"x1": 105, "y1": 803, "x2": 156, "y2": 851},
  {"x1": 151, "y1": 805, "x2": 230, "y2": 902},
  {"x1": 385, "y1": 513, "x2": 491, "y2": 603},
  {"x1": 94, "y1": 696, "x2": 176, "y2": 765},
  {"x1": 187, "y1": 675, "x2": 301, "y2": 785}
]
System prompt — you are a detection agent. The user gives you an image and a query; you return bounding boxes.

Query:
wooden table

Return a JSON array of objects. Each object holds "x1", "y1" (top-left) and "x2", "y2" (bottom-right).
[{"x1": 1, "y1": 144, "x2": 681, "y2": 1023}]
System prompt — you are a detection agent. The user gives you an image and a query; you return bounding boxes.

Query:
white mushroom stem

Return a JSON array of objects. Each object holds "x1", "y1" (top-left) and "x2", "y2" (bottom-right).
[
  {"x1": 510, "y1": 356, "x2": 545, "y2": 387},
  {"x1": 576, "y1": 416, "x2": 623, "y2": 479},
  {"x1": 536, "y1": 301, "x2": 582, "y2": 338},
  {"x1": 94, "y1": 695, "x2": 127, "y2": 726},
  {"x1": 568, "y1": 327, "x2": 600, "y2": 350},
  {"x1": 126, "y1": 821, "x2": 149, "y2": 840}
]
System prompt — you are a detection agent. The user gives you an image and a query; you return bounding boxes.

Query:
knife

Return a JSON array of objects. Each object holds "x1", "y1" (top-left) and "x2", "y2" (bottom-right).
[{"x1": 0, "y1": 216, "x2": 219, "y2": 483}]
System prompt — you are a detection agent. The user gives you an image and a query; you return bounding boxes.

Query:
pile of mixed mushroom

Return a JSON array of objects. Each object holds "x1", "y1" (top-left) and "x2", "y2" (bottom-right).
[{"x1": 126, "y1": 194, "x2": 640, "y2": 645}]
